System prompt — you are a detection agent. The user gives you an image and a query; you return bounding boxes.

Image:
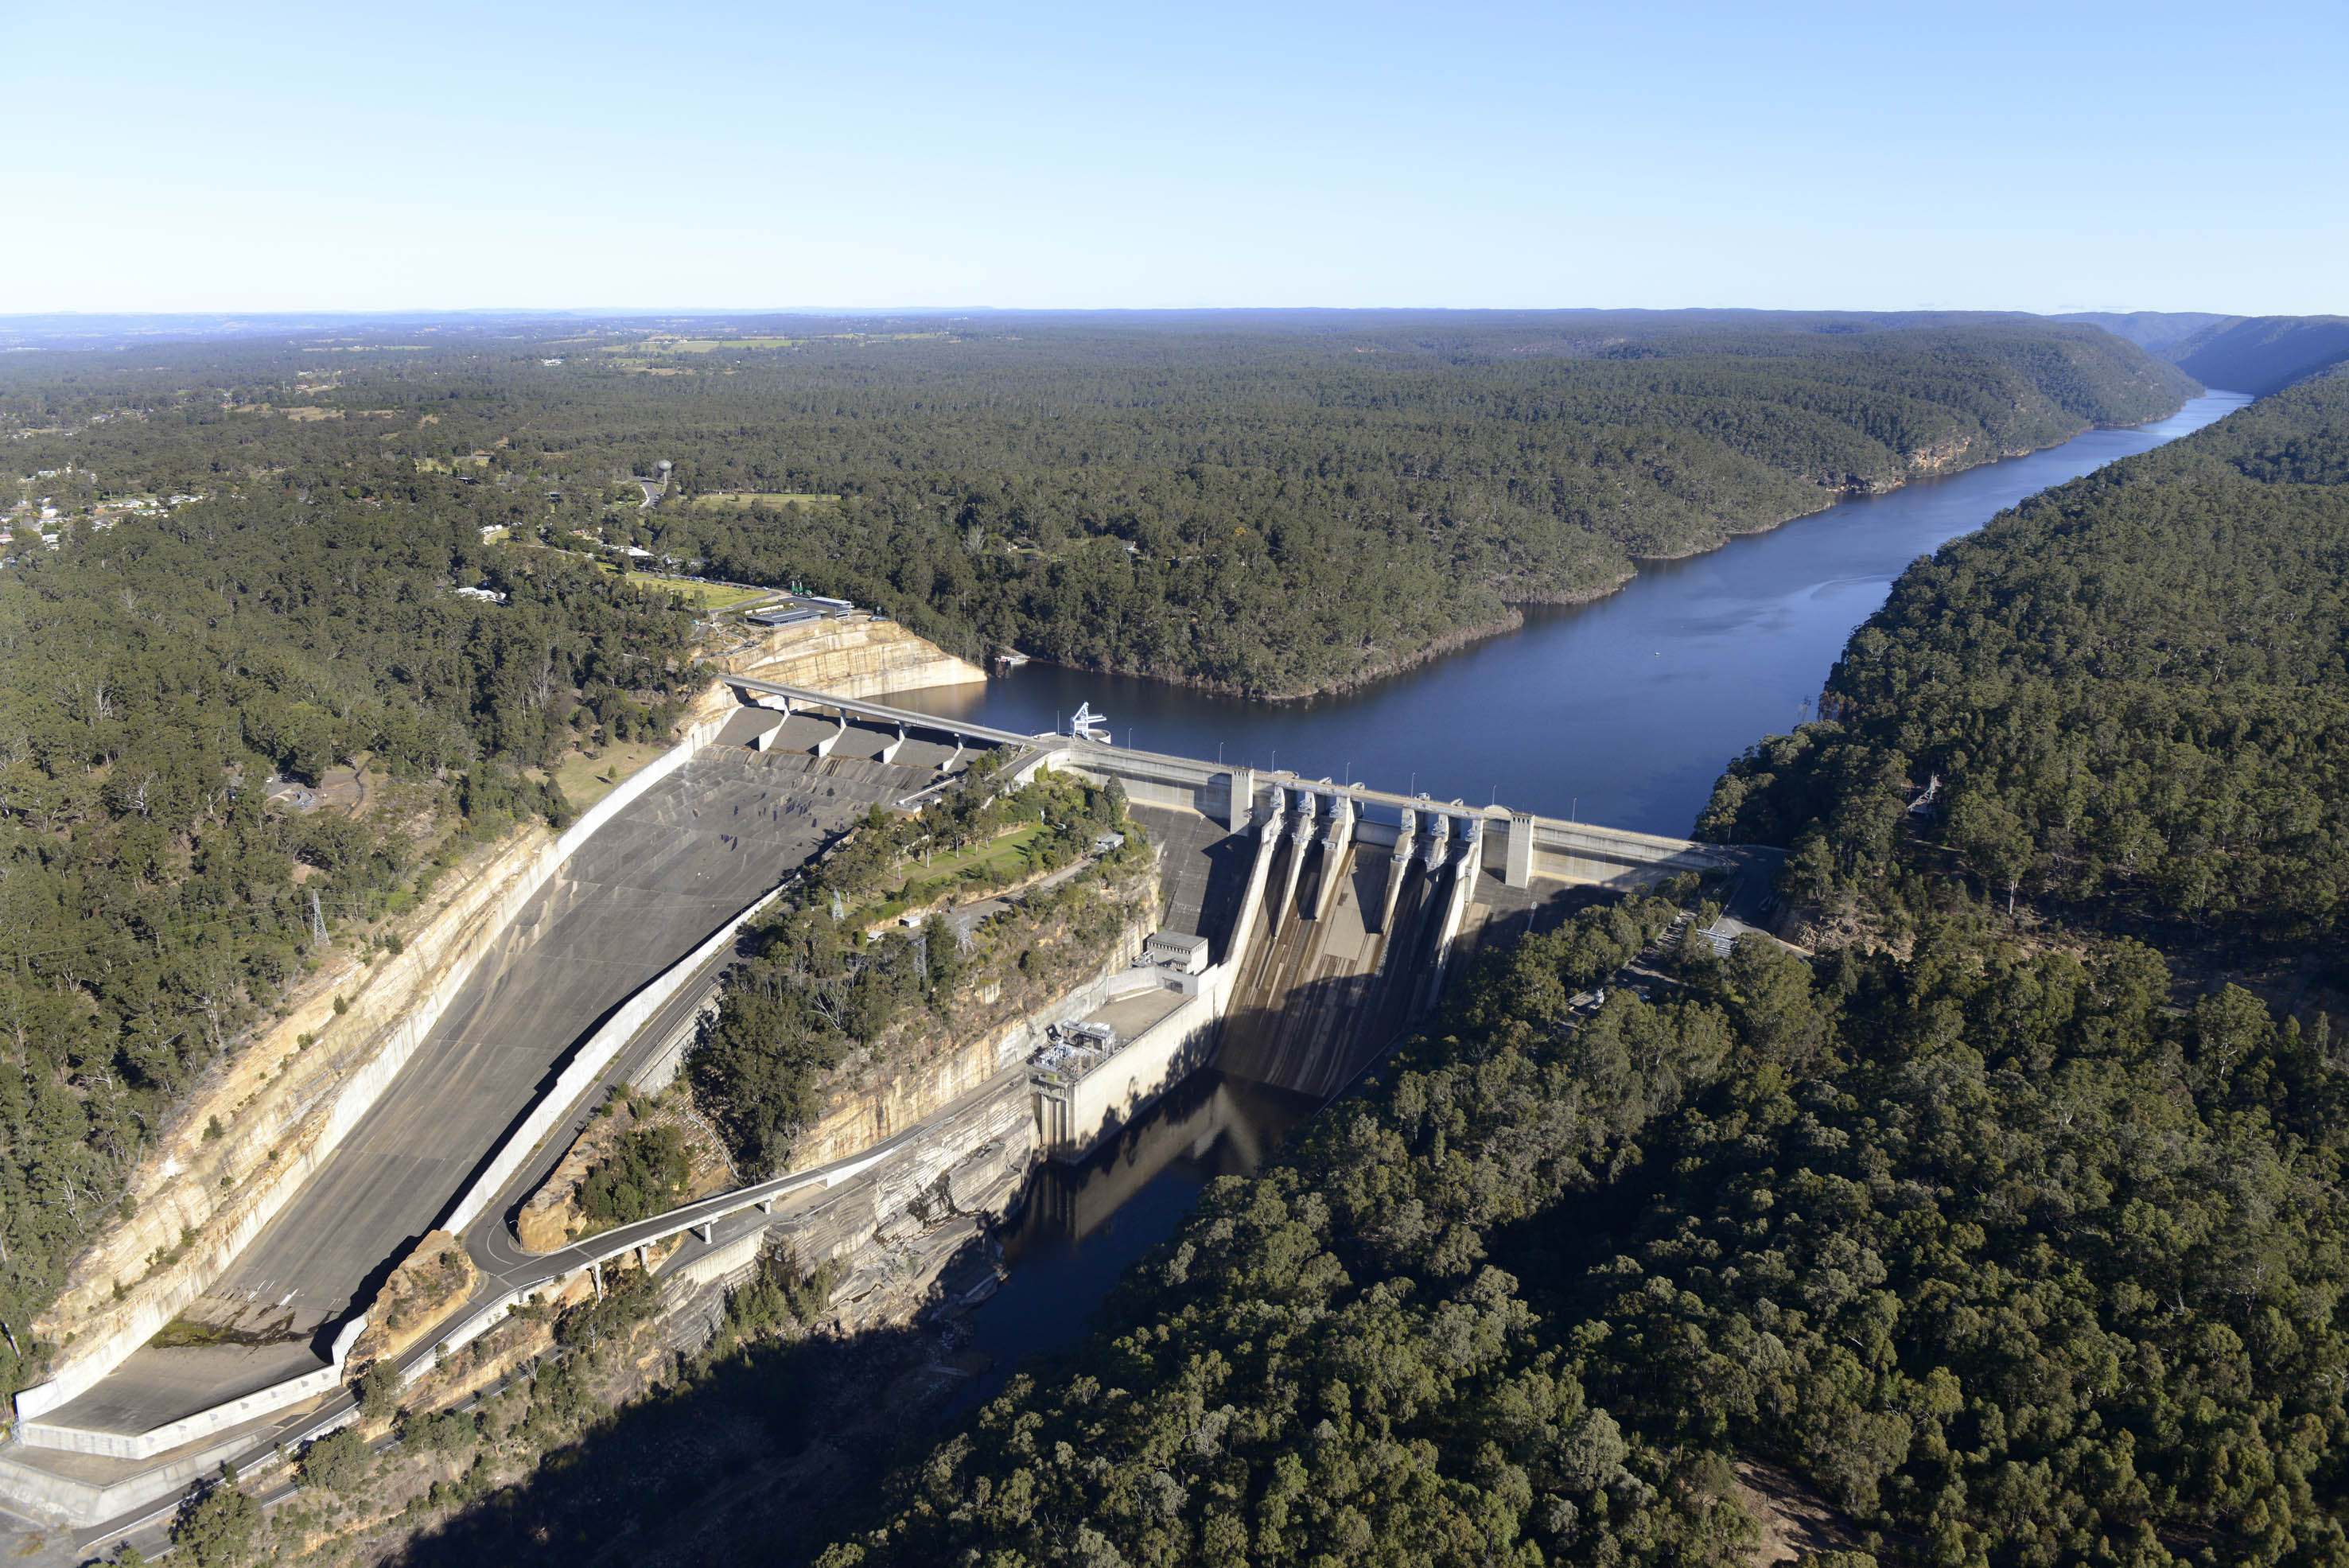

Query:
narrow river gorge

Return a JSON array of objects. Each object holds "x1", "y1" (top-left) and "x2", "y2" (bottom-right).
[{"x1": 900, "y1": 388, "x2": 2253, "y2": 1414}]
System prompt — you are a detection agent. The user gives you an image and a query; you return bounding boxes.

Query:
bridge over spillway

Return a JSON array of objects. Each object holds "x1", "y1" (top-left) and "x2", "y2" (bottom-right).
[
  {"x1": 0, "y1": 672, "x2": 1771, "y2": 1539},
  {"x1": 718, "y1": 675, "x2": 1763, "y2": 1103}
]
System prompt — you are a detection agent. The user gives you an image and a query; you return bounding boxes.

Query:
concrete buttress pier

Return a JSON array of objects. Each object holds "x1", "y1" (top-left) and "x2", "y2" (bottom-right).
[{"x1": 1, "y1": 672, "x2": 1764, "y2": 1534}]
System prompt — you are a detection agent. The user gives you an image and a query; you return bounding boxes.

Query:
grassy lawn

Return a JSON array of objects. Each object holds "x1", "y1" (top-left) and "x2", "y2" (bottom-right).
[
  {"x1": 891, "y1": 823, "x2": 1048, "y2": 891},
  {"x1": 580, "y1": 558, "x2": 735, "y2": 606},
  {"x1": 853, "y1": 825, "x2": 1060, "y2": 924},
  {"x1": 602, "y1": 336, "x2": 807, "y2": 355},
  {"x1": 665, "y1": 580, "x2": 772, "y2": 610},
  {"x1": 690, "y1": 492, "x2": 842, "y2": 508},
  {"x1": 550, "y1": 738, "x2": 671, "y2": 811},
  {"x1": 665, "y1": 337, "x2": 806, "y2": 352}
]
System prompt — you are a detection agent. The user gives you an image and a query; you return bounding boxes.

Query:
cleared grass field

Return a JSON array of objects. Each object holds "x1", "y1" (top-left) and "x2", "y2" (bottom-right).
[
  {"x1": 691, "y1": 492, "x2": 842, "y2": 508},
  {"x1": 548, "y1": 738, "x2": 671, "y2": 811},
  {"x1": 578, "y1": 558, "x2": 772, "y2": 611},
  {"x1": 861, "y1": 824, "x2": 1059, "y2": 924},
  {"x1": 669, "y1": 581, "x2": 772, "y2": 610},
  {"x1": 602, "y1": 336, "x2": 808, "y2": 354},
  {"x1": 890, "y1": 823, "x2": 1048, "y2": 893}
]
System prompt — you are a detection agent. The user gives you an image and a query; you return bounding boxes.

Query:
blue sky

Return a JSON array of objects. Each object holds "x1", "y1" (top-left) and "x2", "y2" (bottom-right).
[{"x1": 7, "y1": 0, "x2": 2341, "y2": 315}]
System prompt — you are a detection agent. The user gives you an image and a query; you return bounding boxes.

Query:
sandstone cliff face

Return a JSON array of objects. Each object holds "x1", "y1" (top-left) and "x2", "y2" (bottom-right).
[
  {"x1": 693, "y1": 616, "x2": 985, "y2": 730},
  {"x1": 786, "y1": 873, "x2": 1160, "y2": 1174},
  {"x1": 344, "y1": 1231, "x2": 477, "y2": 1374},
  {"x1": 514, "y1": 1094, "x2": 733, "y2": 1254},
  {"x1": 1906, "y1": 432, "x2": 1988, "y2": 475},
  {"x1": 30, "y1": 616, "x2": 986, "y2": 1407},
  {"x1": 32, "y1": 819, "x2": 562, "y2": 1368},
  {"x1": 662, "y1": 1069, "x2": 1038, "y2": 1346}
]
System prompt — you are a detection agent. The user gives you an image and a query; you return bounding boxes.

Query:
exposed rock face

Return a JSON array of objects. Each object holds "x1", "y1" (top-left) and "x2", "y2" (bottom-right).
[
  {"x1": 345, "y1": 1231, "x2": 477, "y2": 1373},
  {"x1": 786, "y1": 875, "x2": 1160, "y2": 1173},
  {"x1": 31, "y1": 818, "x2": 564, "y2": 1379},
  {"x1": 1906, "y1": 432, "x2": 1986, "y2": 474},
  {"x1": 660, "y1": 1070, "x2": 1037, "y2": 1353},
  {"x1": 515, "y1": 1095, "x2": 734, "y2": 1254},
  {"x1": 690, "y1": 616, "x2": 985, "y2": 730}
]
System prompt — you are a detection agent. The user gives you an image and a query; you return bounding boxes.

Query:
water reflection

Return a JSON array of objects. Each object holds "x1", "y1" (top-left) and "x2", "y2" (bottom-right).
[
  {"x1": 949, "y1": 1071, "x2": 1317, "y2": 1413},
  {"x1": 888, "y1": 391, "x2": 2252, "y2": 837}
]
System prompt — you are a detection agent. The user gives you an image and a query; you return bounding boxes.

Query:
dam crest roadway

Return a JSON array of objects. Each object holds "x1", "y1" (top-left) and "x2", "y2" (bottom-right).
[{"x1": 0, "y1": 675, "x2": 1775, "y2": 1538}]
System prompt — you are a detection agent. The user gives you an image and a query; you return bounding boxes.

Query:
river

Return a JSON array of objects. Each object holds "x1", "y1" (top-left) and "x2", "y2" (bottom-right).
[
  {"x1": 908, "y1": 388, "x2": 2252, "y2": 1410},
  {"x1": 890, "y1": 391, "x2": 2250, "y2": 837}
]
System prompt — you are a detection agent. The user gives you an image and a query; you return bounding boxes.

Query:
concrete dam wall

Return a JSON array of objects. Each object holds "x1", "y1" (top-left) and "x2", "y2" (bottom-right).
[{"x1": 1, "y1": 666, "x2": 1758, "y2": 1531}]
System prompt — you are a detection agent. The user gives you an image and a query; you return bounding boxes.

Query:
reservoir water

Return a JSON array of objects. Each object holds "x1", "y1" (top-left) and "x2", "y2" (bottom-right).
[
  {"x1": 913, "y1": 389, "x2": 2252, "y2": 1410},
  {"x1": 891, "y1": 391, "x2": 2252, "y2": 838}
]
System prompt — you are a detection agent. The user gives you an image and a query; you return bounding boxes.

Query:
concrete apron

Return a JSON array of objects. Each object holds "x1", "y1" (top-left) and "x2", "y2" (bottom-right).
[
  {"x1": 6, "y1": 707, "x2": 746, "y2": 1492},
  {"x1": 2, "y1": 683, "x2": 1737, "y2": 1527}
]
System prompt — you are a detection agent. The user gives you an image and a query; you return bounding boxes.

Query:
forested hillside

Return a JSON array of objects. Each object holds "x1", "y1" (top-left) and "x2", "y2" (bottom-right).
[
  {"x1": 803, "y1": 382, "x2": 2349, "y2": 1566},
  {"x1": 2168, "y1": 316, "x2": 2349, "y2": 398},
  {"x1": 2051, "y1": 310, "x2": 2233, "y2": 353},
  {"x1": 0, "y1": 454, "x2": 698, "y2": 1400},
  {"x1": 819, "y1": 906, "x2": 2349, "y2": 1566},
  {"x1": 5, "y1": 313, "x2": 2191, "y2": 701},
  {"x1": 1698, "y1": 377, "x2": 2349, "y2": 949}
]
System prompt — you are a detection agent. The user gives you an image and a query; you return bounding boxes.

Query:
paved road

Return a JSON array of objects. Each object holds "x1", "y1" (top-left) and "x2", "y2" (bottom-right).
[{"x1": 43, "y1": 747, "x2": 930, "y2": 1438}]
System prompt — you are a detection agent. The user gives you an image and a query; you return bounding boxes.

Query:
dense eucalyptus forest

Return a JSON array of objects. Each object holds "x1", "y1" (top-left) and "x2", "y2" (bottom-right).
[
  {"x1": 1699, "y1": 376, "x2": 2349, "y2": 950},
  {"x1": 792, "y1": 385, "x2": 2349, "y2": 1565},
  {"x1": 0, "y1": 410, "x2": 701, "y2": 1403},
  {"x1": 0, "y1": 309, "x2": 2281, "y2": 1562},
  {"x1": 7, "y1": 312, "x2": 2190, "y2": 705}
]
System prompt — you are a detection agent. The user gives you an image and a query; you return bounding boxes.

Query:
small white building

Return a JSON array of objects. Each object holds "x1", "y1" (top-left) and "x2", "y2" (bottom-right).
[{"x1": 1145, "y1": 931, "x2": 1210, "y2": 975}]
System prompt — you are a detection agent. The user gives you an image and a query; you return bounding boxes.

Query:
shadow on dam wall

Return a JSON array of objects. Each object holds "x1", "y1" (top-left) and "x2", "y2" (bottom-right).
[{"x1": 1212, "y1": 831, "x2": 1458, "y2": 1100}]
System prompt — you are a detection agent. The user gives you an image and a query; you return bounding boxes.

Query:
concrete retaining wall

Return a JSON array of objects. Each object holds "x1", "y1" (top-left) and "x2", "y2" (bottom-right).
[
  {"x1": 19, "y1": 1317, "x2": 368, "y2": 1462},
  {"x1": 630, "y1": 994, "x2": 722, "y2": 1095},
  {"x1": 1035, "y1": 975, "x2": 1230, "y2": 1161},
  {"x1": 16, "y1": 708, "x2": 734, "y2": 1430},
  {"x1": 441, "y1": 863, "x2": 791, "y2": 1235},
  {"x1": 0, "y1": 1418, "x2": 270, "y2": 1528}
]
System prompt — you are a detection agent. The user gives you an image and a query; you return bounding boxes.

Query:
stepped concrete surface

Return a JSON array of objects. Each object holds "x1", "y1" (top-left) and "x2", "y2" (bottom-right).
[
  {"x1": 32, "y1": 747, "x2": 929, "y2": 1443},
  {"x1": 1, "y1": 678, "x2": 1775, "y2": 1535}
]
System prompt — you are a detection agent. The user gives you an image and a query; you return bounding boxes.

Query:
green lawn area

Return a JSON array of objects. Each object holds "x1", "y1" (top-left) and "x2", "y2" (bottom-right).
[
  {"x1": 667, "y1": 580, "x2": 771, "y2": 610},
  {"x1": 602, "y1": 336, "x2": 807, "y2": 355},
  {"x1": 548, "y1": 738, "x2": 670, "y2": 811},
  {"x1": 667, "y1": 337, "x2": 806, "y2": 352},
  {"x1": 862, "y1": 824, "x2": 1056, "y2": 921},
  {"x1": 690, "y1": 492, "x2": 842, "y2": 509},
  {"x1": 576, "y1": 559, "x2": 759, "y2": 611}
]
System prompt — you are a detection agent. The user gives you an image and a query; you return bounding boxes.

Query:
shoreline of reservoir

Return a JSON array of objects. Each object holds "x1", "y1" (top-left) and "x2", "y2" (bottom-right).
[
  {"x1": 889, "y1": 389, "x2": 2252, "y2": 838},
  {"x1": 997, "y1": 393, "x2": 2207, "y2": 706}
]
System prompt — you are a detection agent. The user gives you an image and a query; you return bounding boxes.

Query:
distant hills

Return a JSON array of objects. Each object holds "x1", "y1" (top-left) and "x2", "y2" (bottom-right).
[
  {"x1": 10, "y1": 304, "x2": 2344, "y2": 400},
  {"x1": 2166, "y1": 315, "x2": 2349, "y2": 395},
  {"x1": 2050, "y1": 309, "x2": 2234, "y2": 352},
  {"x1": 2054, "y1": 309, "x2": 2349, "y2": 396}
]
